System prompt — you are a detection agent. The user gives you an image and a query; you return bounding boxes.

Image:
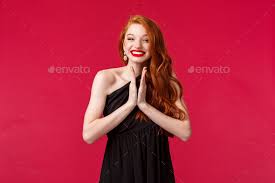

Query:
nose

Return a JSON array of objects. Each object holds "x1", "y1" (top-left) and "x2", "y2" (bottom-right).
[{"x1": 134, "y1": 39, "x2": 142, "y2": 48}]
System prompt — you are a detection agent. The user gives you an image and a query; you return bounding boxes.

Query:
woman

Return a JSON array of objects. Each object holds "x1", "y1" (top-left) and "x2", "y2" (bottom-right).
[{"x1": 82, "y1": 15, "x2": 192, "y2": 183}]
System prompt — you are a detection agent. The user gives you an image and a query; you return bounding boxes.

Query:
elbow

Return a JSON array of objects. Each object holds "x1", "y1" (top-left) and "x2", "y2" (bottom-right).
[
  {"x1": 82, "y1": 131, "x2": 95, "y2": 144},
  {"x1": 179, "y1": 127, "x2": 192, "y2": 142},
  {"x1": 82, "y1": 121, "x2": 97, "y2": 144},
  {"x1": 178, "y1": 119, "x2": 192, "y2": 142},
  {"x1": 180, "y1": 131, "x2": 191, "y2": 142}
]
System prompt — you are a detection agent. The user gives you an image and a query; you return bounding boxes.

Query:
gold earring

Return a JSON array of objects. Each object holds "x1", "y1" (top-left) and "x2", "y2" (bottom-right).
[{"x1": 123, "y1": 52, "x2": 128, "y2": 61}]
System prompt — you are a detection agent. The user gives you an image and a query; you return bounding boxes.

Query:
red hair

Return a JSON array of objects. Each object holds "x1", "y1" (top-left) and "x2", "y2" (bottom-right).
[{"x1": 118, "y1": 15, "x2": 189, "y2": 136}]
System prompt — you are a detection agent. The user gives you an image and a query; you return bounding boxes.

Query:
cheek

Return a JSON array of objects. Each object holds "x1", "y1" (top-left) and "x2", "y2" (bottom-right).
[
  {"x1": 124, "y1": 42, "x2": 131, "y2": 50},
  {"x1": 144, "y1": 43, "x2": 150, "y2": 50}
]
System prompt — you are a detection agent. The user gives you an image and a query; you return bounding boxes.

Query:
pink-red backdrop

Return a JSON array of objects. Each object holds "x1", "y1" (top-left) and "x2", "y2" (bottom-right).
[{"x1": 0, "y1": 0, "x2": 274, "y2": 183}]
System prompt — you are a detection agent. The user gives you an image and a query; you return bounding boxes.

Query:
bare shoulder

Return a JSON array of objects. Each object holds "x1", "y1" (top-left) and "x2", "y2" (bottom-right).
[
  {"x1": 93, "y1": 67, "x2": 125, "y2": 95},
  {"x1": 94, "y1": 69, "x2": 114, "y2": 82}
]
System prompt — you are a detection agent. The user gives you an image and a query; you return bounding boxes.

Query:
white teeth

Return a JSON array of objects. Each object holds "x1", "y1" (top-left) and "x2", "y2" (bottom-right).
[{"x1": 132, "y1": 51, "x2": 144, "y2": 54}]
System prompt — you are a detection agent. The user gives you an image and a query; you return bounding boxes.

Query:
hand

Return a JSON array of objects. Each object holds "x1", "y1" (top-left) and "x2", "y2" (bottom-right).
[
  {"x1": 127, "y1": 66, "x2": 138, "y2": 108},
  {"x1": 137, "y1": 67, "x2": 148, "y2": 109}
]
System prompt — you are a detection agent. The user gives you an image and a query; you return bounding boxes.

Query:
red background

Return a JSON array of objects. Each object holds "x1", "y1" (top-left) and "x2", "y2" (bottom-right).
[{"x1": 0, "y1": 0, "x2": 274, "y2": 182}]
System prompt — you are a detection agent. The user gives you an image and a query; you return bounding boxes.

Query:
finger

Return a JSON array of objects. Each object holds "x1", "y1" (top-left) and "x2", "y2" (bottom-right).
[{"x1": 141, "y1": 67, "x2": 147, "y2": 86}]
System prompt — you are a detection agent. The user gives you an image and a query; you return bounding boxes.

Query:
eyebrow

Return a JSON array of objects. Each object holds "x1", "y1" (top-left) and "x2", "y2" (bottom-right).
[{"x1": 126, "y1": 33, "x2": 148, "y2": 37}]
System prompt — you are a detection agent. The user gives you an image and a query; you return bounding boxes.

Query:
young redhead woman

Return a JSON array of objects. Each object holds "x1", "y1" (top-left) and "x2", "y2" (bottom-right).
[{"x1": 82, "y1": 15, "x2": 192, "y2": 183}]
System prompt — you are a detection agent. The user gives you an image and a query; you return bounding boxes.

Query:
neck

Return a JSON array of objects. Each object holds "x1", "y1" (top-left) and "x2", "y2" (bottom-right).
[{"x1": 125, "y1": 62, "x2": 146, "y2": 76}]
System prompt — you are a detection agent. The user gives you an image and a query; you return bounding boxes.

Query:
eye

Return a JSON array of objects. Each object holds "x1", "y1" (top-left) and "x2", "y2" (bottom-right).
[
  {"x1": 127, "y1": 38, "x2": 134, "y2": 41},
  {"x1": 143, "y1": 39, "x2": 149, "y2": 43}
]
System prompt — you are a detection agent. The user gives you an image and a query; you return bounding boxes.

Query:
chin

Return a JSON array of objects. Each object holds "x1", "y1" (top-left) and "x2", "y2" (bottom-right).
[{"x1": 130, "y1": 57, "x2": 150, "y2": 63}]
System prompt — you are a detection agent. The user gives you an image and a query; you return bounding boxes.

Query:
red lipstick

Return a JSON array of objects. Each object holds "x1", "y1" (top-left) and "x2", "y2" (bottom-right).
[{"x1": 130, "y1": 50, "x2": 145, "y2": 57}]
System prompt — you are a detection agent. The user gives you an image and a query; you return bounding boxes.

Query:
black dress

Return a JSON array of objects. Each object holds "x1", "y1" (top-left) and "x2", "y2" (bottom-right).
[{"x1": 99, "y1": 75, "x2": 176, "y2": 183}]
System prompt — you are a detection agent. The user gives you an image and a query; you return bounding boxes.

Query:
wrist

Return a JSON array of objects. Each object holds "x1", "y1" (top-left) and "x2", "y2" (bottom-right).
[
  {"x1": 138, "y1": 102, "x2": 149, "y2": 112},
  {"x1": 125, "y1": 101, "x2": 136, "y2": 110}
]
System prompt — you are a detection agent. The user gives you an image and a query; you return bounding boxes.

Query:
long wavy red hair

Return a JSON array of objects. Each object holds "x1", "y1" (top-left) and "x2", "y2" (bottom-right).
[{"x1": 118, "y1": 15, "x2": 189, "y2": 137}]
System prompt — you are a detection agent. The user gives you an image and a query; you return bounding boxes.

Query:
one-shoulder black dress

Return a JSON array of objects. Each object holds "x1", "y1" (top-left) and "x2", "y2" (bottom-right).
[{"x1": 99, "y1": 75, "x2": 176, "y2": 183}]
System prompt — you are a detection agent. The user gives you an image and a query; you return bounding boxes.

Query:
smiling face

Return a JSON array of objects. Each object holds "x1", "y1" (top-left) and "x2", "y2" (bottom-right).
[{"x1": 123, "y1": 23, "x2": 151, "y2": 63}]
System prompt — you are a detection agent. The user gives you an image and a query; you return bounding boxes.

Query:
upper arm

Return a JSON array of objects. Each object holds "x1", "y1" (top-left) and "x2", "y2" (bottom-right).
[
  {"x1": 83, "y1": 70, "x2": 111, "y2": 129},
  {"x1": 172, "y1": 71, "x2": 192, "y2": 139},
  {"x1": 171, "y1": 71, "x2": 189, "y2": 120}
]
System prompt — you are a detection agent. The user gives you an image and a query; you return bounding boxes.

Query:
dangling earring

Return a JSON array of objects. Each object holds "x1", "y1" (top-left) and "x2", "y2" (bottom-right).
[{"x1": 123, "y1": 51, "x2": 128, "y2": 61}]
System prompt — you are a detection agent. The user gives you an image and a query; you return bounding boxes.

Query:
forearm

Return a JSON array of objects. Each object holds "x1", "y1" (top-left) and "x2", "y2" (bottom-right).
[
  {"x1": 140, "y1": 103, "x2": 191, "y2": 141},
  {"x1": 83, "y1": 102, "x2": 135, "y2": 144}
]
